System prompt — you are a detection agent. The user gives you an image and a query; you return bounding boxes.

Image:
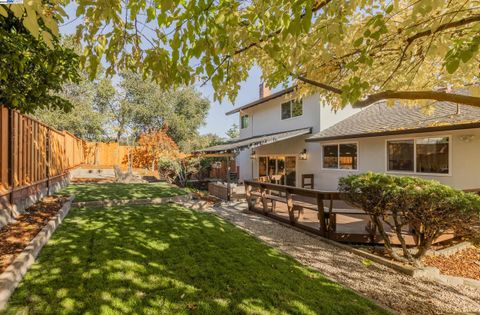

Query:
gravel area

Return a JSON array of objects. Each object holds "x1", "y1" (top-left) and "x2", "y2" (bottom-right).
[{"x1": 197, "y1": 201, "x2": 480, "y2": 315}]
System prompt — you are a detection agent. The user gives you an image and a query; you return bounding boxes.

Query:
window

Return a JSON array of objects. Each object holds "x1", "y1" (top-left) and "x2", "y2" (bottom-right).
[
  {"x1": 387, "y1": 136, "x2": 449, "y2": 174},
  {"x1": 416, "y1": 137, "x2": 449, "y2": 174},
  {"x1": 240, "y1": 115, "x2": 249, "y2": 129},
  {"x1": 322, "y1": 143, "x2": 357, "y2": 169},
  {"x1": 281, "y1": 100, "x2": 303, "y2": 119},
  {"x1": 387, "y1": 140, "x2": 414, "y2": 172}
]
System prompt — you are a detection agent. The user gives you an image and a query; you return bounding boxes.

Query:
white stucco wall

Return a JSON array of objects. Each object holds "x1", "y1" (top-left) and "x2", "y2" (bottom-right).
[
  {"x1": 320, "y1": 103, "x2": 362, "y2": 131},
  {"x1": 234, "y1": 92, "x2": 360, "y2": 184},
  {"x1": 312, "y1": 128, "x2": 480, "y2": 191},
  {"x1": 238, "y1": 93, "x2": 322, "y2": 138},
  {"x1": 238, "y1": 128, "x2": 480, "y2": 191}
]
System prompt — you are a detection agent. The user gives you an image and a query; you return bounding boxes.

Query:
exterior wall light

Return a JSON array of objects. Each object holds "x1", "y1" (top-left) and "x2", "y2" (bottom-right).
[
  {"x1": 299, "y1": 149, "x2": 307, "y2": 160},
  {"x1": 250, "y1": 151, "x2": 257, "y2": 160},
  {"x1": 459, "y1": 135, "x2": 475, "y2": 143}
]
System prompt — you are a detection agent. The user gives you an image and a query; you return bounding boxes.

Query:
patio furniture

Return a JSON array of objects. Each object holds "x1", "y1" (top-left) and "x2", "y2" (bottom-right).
[{"x1": 301, "y1": 174, "x2": 314, "y2": 189}]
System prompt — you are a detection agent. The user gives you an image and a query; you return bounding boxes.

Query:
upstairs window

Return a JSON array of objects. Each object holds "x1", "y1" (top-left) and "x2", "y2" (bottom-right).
[
  {"x1": 322, "y1": 143, "x2": 358, "y2": 170},
  {"x1": 240, "y1": 115, "x2": 249, "y2": 129},
  {"x1": 387, "y1": 136, "x2": 449, "y2": 174},
  {"x1": 281, "y1": 100, "x2": 303, "y2": 120}
]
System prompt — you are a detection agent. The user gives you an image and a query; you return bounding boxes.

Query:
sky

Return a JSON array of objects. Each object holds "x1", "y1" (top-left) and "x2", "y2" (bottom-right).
[{"x1": 59, "y1": 5, "x2": 284, "y2": 138}]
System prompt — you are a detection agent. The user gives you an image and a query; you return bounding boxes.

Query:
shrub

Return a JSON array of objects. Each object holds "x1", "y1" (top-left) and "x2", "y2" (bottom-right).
[
  {"x1": 158, "y1": 157, "x2": 200, "y2": 187},
  {"x1": 339, "y1": 173, "x2": 480, "y2": 265}
]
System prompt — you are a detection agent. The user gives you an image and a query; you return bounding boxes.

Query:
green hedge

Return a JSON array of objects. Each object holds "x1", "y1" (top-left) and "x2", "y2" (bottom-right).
[{"x1": 339, "y1": 172, "x2": 480, "y2": 264}]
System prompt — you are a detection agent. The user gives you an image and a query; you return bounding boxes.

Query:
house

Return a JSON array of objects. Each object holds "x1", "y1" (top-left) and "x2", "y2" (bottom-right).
[{"x1": 199, "y1": 83, "x2": 480, "y2": 191}]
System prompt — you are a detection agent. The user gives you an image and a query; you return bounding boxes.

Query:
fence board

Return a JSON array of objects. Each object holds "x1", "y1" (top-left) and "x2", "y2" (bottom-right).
[{"x1": 0, "y1": 106, "x2": 86, "y2": 203}]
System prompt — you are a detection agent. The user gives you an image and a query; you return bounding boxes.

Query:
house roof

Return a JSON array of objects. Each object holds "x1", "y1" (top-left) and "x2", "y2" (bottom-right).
[
  {"x1": 307, "y1": 102, "x2": 480, "y2": 142},
  {"x1": 225, "y1": 86, "x2": 296, "y2": 115},
  {"x1": 196, "y1": 127, "x2": 312, "y2": 154}
]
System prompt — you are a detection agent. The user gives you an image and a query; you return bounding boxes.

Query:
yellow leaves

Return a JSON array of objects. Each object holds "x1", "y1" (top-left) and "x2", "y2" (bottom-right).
[
  {"x1": 42, "y1": 30, "x2": 54, "y2": 49},
  {"x1": 23, "y1": 8, "x2": 40, "y2": 38},
  {"x1": 0, "y1": 6, "x2": 7, "y2": 17}
]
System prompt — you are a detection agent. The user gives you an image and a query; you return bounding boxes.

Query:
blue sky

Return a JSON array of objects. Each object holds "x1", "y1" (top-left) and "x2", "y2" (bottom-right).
[{"x1": 59, "y1": 5, "x2": 283, "y2": 138}]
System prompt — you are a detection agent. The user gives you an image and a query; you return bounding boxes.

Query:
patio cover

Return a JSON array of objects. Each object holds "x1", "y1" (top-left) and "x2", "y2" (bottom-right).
[{"x1": 196, "y1": 127, "x2": 312, "y2": 154}]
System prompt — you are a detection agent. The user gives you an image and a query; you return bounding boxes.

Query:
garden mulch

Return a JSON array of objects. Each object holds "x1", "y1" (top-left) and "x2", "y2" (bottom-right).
[
  {"x1": 0, "y1": 195, "x2": 67, "y2": 274},
  {"x1": 423, "y1": 247, "x2": 480, "y2": 280}
]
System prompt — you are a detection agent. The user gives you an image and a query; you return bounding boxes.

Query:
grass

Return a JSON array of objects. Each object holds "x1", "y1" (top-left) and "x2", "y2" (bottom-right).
[
  {"x1": 4, "y1": 203, "x2": 389, "y2": 315},
  {"x1": 60, "y1": 182, "x2": 188, "y2": 202}
]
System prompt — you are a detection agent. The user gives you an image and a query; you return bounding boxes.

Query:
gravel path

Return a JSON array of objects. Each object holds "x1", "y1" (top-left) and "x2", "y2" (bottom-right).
[{"x1": 197, "y1": 201, "x2": 480, "y2": 315}]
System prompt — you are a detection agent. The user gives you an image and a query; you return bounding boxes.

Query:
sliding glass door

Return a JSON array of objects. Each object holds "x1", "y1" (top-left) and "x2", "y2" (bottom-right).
[{"x1": 258, "y1": 156, "x2": 296, "y2": 186}]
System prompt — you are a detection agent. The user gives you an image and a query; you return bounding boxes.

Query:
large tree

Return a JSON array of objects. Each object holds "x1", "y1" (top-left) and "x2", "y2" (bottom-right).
[
  {"x1": 70, "y1": 0, "x2": 480, "y2": 108},
  {"x1": 92, "y1": 71, "x2": 210, "y2": 150},
  {"x1": 0, "y1": 5, "x2": 78, "y2": 112},
  {"x1": 5, "y1": 0, "x2": 480, "y2": 110},
  {"x1": 34, "y1": 72, "x2": 107, "y2": 140}
]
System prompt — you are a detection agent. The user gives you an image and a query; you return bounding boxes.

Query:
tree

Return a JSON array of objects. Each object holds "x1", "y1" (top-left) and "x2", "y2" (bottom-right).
[
  {"x1": 126, "y1": 128, "x2": 181, "y2": 171},
  {"x1": 226, "y1": 124, "x2": 239, "y2": 139},
  {"x1": 0, "y1": 7, "x2": 79, "y2": 112},
  {"x1": 14, "y1": 1, "x2": 480, "y2": 111},
  {"x1": 60, "y1": 0, "x2": 480, "y2": 109},
  {"x1": 101, "y1": 71, "x2": 210, "y2": 150},
  {"x1": 339, "y1": 173, "x2": 480, "y2": 266},
  {"x1": 34, "y1": 72, "x2": 107, "y2": 140}
]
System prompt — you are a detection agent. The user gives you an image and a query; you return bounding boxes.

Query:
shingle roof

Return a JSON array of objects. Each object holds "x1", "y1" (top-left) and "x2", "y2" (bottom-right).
[
  {"x1": 307, "y1": 102, "x2": 480, "y2": 142},
  {"x1": 196, "y1": 127, "x2": 312, "y2": 154}
]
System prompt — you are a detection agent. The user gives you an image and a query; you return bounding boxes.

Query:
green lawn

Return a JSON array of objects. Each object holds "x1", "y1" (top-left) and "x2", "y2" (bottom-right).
[
  {"x1": 61, "y1": 182, "x2": 188, "y2": 201},
  {"x1": 4, "y1": 203, "x2": 389, "y2": 315}
]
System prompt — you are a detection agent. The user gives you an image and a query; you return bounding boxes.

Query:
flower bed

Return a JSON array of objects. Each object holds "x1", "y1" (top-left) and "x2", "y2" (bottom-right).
[
  {"x1": 424, "y1": 247, "x2": 480, "y2": 280},
  {"x1": 0, "y1": 195, "x2": 68, "y2": 273}
]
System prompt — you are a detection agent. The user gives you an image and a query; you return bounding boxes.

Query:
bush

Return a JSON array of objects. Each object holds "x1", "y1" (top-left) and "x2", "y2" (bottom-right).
[
  {"x1": 158, "y1": 157, "x2": 200, "y2": 187},
  {"x1": 339, "y1": 173, "x2": 480, "y2": 265}
]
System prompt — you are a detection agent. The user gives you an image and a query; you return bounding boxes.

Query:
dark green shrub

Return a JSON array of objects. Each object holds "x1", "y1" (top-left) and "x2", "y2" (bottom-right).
[{"x1": 339, "y1": 173, "x2": 480, "y2": 265}]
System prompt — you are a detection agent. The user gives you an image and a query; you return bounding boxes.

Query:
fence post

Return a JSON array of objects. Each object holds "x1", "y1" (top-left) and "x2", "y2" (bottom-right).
[
  {"x1": 8, "y1": 108, "x2": 14, "y2": 206},
  {"x1": 46, "y1": 129, "x2": 50, "y2": 195}
]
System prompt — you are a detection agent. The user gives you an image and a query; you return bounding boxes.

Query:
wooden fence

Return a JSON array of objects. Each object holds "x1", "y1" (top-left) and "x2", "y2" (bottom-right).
[
  {"x1": 84, "y1": 142, "x2": 131, "y2": 168},
  {"x1": 0, "y1": 106, "x2": 85, "y2": 210}
]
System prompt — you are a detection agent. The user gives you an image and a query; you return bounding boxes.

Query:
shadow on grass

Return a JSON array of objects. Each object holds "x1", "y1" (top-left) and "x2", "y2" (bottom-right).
[
  {"x1": 4, "y1": 204, "x2": 389, "y2": 314},
  {"x1": 60, "y1": 183, "x2": 187, "y2": 202}
]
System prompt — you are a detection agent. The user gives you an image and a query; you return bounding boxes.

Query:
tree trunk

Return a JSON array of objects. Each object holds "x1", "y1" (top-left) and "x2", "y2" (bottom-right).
[
  {"x1": 373, "y1": 215, "x2": 412, "y2": 264},
  {"x1": 392, "y1": 212, "x2": 418, "y2": 266}
]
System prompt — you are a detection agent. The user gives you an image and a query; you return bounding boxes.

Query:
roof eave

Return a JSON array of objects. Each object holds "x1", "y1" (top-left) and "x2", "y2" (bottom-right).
[
  {"x1": 225, "y1": 86, "x2": 296, "y2": 116},
  {"x1": 306, "y1": 122, "x2": 480, "y2": 142}
]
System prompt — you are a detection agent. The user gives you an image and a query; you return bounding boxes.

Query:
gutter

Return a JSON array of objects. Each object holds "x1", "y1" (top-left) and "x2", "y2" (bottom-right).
[{"x1": 306, "y1": 122, "x2": 480, "y2": 142}]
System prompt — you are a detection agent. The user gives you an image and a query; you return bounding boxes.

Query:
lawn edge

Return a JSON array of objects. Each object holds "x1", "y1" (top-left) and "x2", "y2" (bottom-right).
[
  {"x1": 0, "y1": 195, "x2": 75, "y2": 311},
  {"x1": 178, "y1": 201, "x2": 397, "y2": 315}
]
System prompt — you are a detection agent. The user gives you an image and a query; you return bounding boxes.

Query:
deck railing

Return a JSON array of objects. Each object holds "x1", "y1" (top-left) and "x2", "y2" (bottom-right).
[
  {"x1": 244, "y1": 180, "x2": 454, "y2": 245},
  {"x1": 244, "y1": 180, "x2": 356, "y2": 237}
]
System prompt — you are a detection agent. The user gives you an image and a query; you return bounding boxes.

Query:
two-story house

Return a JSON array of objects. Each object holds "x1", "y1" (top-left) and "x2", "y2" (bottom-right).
[{"x1": 200, "y1": 83, "x2": 480, "y2": 191}]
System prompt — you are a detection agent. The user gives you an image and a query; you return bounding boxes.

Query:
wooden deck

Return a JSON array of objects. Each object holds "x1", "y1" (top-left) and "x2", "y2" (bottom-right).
[{"x1": 244, "y1": 180, "x2": 454, "y2": 245}]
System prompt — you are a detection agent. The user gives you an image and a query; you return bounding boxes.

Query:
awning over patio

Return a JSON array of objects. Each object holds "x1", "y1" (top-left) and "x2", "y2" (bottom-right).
[{"x1": 196, "y1": 127, "x2": 312, "y2": 154}]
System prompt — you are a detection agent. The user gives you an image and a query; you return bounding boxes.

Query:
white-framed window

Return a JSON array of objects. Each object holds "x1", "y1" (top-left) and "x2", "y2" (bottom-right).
[
  {"x1": 322, "y1": 143, "x2": 358, "y2": 170},
  {"x1": 281, "y1": 100, "x2": 303, "y2": 120},
  {"x1": 386, "y1": 136, "x2": 450, "y2": 175},
  {"x1": 240, "y1": 115, "x2": 249, "y2": 129}
]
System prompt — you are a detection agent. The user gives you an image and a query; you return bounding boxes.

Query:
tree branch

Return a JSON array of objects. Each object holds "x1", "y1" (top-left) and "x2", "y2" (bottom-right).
[
  {"x1": 296, "y1": 75, "x2": 480, "y2": 108},
  {"x1": 233, "y1": 0, "x2": 332, "y2": 56},
  {"x1": 353, "y1": 90, "x2": 480, "y2": 108},
  {"x1": 405, "y1": 14, "x2": 480, "y2": 44}
]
